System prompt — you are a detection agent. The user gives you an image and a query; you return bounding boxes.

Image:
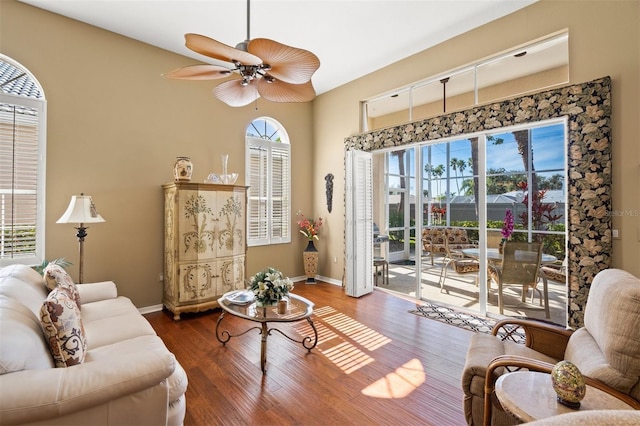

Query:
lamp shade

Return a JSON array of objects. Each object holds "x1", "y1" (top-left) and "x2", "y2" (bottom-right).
[{"x1": 57, "y1": 195, "x2": 105, "y2": 224}]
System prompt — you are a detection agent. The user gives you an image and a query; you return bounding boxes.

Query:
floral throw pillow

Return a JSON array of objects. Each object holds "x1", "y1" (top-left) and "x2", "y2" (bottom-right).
[
  {"x1": 43, "y1": 263, "x2": 81, "y2": 310},
  {"x1": 40, "y1": 286, "x2": 87, "y2": 367}
]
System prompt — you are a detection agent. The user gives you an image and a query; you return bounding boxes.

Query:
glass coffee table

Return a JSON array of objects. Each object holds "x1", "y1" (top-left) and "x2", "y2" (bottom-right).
[{"x1": 216, "y1": 290, "x2": 318, "y2": 373}]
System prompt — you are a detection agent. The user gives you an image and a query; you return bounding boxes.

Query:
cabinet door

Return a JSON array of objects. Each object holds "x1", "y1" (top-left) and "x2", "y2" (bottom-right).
[
  {"x1": 177, "y1": 262, "x2": 217, "y2": 303},
  {"x1": 216, "y1": 191, "x2": 245, "y2": 257},
  {"x1": 178, "y1": 190, "x2": 218, "y2": 262},
  {"x1": 216, "y1": 256, "x2": 245, "y2": 295}
]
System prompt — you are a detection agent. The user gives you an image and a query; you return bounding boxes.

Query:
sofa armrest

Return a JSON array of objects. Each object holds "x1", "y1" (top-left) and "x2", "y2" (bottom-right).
[
  {"x1": 492, "y1": 318, "x2": 573, "y2": 360},
  {"x1": 482, "y1": 355, "x2": 640, "y2": 426},
  {"x1": 76, "y1": 281, "x2": 118, "y2": 304},
  {"x1": 0, "y1": 348, "x2": 176, "y2": 425}
]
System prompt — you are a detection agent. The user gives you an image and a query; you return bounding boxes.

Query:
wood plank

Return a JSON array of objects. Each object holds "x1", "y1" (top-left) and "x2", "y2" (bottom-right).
[{"x1": 145, "y1": 282, "x2": 471, "y2": 425}]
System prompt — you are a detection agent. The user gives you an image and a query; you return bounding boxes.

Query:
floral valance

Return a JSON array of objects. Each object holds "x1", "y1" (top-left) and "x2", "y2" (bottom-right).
[{"x1": 345, "y1": 76, "x2": 612, "y2": 329}]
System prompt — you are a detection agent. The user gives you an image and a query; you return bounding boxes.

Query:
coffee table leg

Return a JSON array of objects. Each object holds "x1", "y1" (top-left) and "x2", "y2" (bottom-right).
[
  {"x1": 215, "y1": 311, "x2": 230, "y2": 344},
  {"x1": 260, "y1": 322, "x2": 268, "y2": 373},
  {"x1": 303, "y1": 317, "x2": 319, "y2": 351}
]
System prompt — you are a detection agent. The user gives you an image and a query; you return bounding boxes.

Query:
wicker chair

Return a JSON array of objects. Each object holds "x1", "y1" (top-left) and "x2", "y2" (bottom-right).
[
  {"x1": 461, "y1": 268, "x2": 640, "y2": 426},
  {"x1": 487, "y1": 241, "x2": 549, "y2": 319}
]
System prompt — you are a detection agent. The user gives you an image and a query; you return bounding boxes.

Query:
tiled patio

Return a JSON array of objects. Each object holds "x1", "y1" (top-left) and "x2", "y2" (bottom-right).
[{"x1": 377, "y1": 255, "x2": 568, "y2": 326}]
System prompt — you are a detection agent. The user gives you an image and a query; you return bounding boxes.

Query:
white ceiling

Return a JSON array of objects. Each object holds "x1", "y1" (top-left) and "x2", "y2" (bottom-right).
[{"x1": 19, "y1": 0, "x2": 538, "y2": 95}]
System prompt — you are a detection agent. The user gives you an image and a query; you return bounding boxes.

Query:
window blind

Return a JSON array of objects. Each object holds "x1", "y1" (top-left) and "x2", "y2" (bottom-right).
[{"x1": 0, "y1": 102, "x2": 40, "y2": 262}]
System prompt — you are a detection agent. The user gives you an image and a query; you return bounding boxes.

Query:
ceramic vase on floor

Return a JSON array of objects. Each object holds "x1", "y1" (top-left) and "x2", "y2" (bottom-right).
[{"x1": 303, "y1": 240, "x2": 318, "y2": 284}]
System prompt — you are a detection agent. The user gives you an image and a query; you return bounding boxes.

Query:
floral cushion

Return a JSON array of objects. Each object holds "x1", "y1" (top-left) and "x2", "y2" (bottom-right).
[
  {"x1": 422, "y1": 228, "x2": 447, "y2": 252},
  {"x1": 40, "y1": 286, "x2": 87, "y2": 367},
  {"x1": 43, "y1": 263, "x2": 81, "y2": 309}
]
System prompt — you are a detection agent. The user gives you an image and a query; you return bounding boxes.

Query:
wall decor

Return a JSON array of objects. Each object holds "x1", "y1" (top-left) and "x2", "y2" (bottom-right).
[
  {"x1": 325, "y1": 173, "x2": 334, "y2": 213},
  {"x1": 345, "y1": 76, "x2": 612, "y2": 329}
]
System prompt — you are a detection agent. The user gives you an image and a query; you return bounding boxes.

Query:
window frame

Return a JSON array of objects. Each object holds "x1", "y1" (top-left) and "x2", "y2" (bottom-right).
[{"x1": 245, "y1": 117, "x2": 291, "y2": 247}]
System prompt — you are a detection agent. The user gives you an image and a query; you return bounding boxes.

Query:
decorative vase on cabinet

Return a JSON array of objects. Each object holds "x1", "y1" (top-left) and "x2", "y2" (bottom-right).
[
  {"x1": 303, "y1": 240, "x2": 318, "y2": 284},
  {"x1": 162, "y1": 182, "x2": 247, "y2": 320},
  {"x1": 173, "y1": 156, "x2": 193, "y2": 182}
]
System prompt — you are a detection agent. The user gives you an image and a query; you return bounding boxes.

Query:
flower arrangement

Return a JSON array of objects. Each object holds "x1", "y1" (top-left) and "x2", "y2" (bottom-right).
[
  {"x1": 248, "y1": 267, "x2": 294, "y2": 306},
  {"x1": 501, "y1": 208, "x2": 515, "y2": 241},
  {"x1": 296, "y1": 211, "x2": 323, "y2": 240},
  {"x1": 430, "y1": 205, "x2": 446, "y2": 215}
]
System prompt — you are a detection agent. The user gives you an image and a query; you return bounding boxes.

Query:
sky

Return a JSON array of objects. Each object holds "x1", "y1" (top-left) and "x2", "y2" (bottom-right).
[{"x1": 386, "y1": 121, "x2": 566, "y2": 196}]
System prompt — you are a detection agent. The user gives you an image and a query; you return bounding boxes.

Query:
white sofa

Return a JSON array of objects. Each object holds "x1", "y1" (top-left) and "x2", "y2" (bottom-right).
[{"x1": 0, "y1": 264, "x2": 188, "y2": 426}]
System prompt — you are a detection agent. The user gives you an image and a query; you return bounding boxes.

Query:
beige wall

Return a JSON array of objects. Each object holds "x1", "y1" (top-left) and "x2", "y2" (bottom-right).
[
  {"x1": 2, "y1": 0, "x2": 639, "y2": 309},
  {"x1": 2, "y1": 0, "x2": 315, "y2": 307},
  {"x1": 313, "y1": 0, "x2": 640, "y2": 281}
]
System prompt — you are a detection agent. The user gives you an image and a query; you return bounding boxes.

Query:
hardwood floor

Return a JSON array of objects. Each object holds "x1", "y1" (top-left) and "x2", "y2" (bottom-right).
[{"x1": 145, "y1": 282, "x2": 473, "y2": 426}]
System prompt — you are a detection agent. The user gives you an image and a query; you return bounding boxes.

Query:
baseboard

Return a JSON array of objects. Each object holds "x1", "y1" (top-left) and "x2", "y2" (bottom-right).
[
  {"x1": 138, "y1": 304, "x2": 163, "y2": 314},
  {"x1": 293, "y1": 275, "x2": 342, "y2": 286}
]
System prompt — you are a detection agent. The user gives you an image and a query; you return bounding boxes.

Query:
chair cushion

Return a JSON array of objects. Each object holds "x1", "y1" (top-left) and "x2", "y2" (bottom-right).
[
  {"x1": 40, "y1": 287, "x2": 87, "y2": 367},
  {"x1": 453, "y1": 259, "x2": 480, "y2": 273},
  {"x1": 43, "y1": 263, "x2": 81, "y2": 310}
]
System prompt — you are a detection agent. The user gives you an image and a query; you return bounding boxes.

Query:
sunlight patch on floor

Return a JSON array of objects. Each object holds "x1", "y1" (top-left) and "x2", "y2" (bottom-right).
[
  {"x1": 322, "y1": 312, "x2": 391, "y2": 351},
  {"x1": 287, "y1": 305, "x2": 393, "y2": 374},
  {"x1": 319, "y1": 341, "x2": 375, "y2": 374},
  {"x1": 361, "y1": 358, "x2": 426, "y2": 398}
]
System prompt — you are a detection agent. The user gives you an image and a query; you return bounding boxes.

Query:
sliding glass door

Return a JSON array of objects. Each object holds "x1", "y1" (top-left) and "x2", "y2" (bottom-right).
[{"x1": 383, "y1": 119, "x2": 567, "y2": 323}]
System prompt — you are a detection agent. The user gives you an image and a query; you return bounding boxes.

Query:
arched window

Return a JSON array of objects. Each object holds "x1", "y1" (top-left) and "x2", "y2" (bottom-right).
[
  {"x1": 0, "y1": 56, "x2": 47, "y2": 266},
  {"x1": 245, "y1": 117, "x2": 291, "y2": 246}
]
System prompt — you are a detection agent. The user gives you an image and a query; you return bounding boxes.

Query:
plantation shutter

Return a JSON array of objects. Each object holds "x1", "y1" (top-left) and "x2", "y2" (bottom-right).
[
  {"x1": 246, "y1": 137, "x2": 290, "y2": 246},
  {"x1": 247, "y1": 141, "x2": 268, "y2": 244},
  {"x1": 0, "y1": 97, "x2": 44, "y2": 264},
  {"x1": 345, "y1": 149, "x2": 373, "y2": 297}
]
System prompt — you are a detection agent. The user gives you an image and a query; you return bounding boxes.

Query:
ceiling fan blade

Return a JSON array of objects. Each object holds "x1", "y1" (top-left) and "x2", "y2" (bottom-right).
[
  {"x1": 185, "y1": 33, "x2": 262, "y2": 66},
  {"x1": 163, "y1": 64, "x2": 233, "y2": 80},
  {"x1": 257, "y1": 79, "x2": 316, "y2": 103},
  {"x1": 248, "y1": 38, "x2": 320, "y2": 84},
  {"x1": 213, "y1": 79, "x2": 259, "y2": 107}
]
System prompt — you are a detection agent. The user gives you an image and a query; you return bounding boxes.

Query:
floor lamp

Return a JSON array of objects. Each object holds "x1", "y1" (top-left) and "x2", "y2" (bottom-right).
[{"x1": 57, "y1": 193, "x2": 105, "y2": 283}]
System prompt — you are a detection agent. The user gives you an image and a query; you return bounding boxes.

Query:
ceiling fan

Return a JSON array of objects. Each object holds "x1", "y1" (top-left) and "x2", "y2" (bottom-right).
[{"x1": 163, "y1": 0, "x2": 320, "y2": 107}]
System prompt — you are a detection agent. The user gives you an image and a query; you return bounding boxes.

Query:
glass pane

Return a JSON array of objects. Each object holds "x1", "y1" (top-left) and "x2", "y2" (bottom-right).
[
  {"x1": 477, "y1": 33, "x2": 569, "y2": 104},
  {"x1": 411, "y1": 80, "x2": 442, "y2": 120},
  {"x1": 442, "y1": 69, "x2": 476, "y2": 114},
  {"x1": 366, "y1": 89, "x2": 410, "y2": 131},
  {"x1": 486, "y1": 131, "x2": 527, "y2": 174}
]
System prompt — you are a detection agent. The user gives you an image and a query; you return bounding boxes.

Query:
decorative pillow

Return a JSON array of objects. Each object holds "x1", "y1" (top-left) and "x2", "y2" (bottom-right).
[
  {"x1": 43, "y1": 263, "x2": 81, "y2": 309},
  {"x1": 40, "y1": 287, "x2": 87, "y2": 367}
]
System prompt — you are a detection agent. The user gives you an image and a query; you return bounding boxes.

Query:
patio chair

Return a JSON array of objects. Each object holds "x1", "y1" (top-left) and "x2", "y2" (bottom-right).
[
  {"x1": 488, "y1": 241, "x2": 550, "y2": 319},
  {"x1": 461, "y1": 268, "x2": 640, "y2": 426},
  {"x1": 540, "y1": 257, "x2": 567, "y2": 283},
  {"x1": 422, "y1": 227, "x2": 447, "y2": 265},
  {"x1": 438, "y1": 228, "x2": 480, "y2": 292}
]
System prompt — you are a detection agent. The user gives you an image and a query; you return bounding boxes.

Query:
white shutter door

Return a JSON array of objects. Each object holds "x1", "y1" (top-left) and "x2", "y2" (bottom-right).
[{"x1": 345, "y1": 149, "x2": 373, "y2": 297}]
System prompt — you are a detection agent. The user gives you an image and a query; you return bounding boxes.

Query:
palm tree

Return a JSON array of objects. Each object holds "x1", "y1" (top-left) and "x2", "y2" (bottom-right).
[
  {"x1": 513, "y1": 129, "x2": 538, "y2": 195},
  {"x1": 391, "y1": 149, "x2": 406, "y2": 215}
]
